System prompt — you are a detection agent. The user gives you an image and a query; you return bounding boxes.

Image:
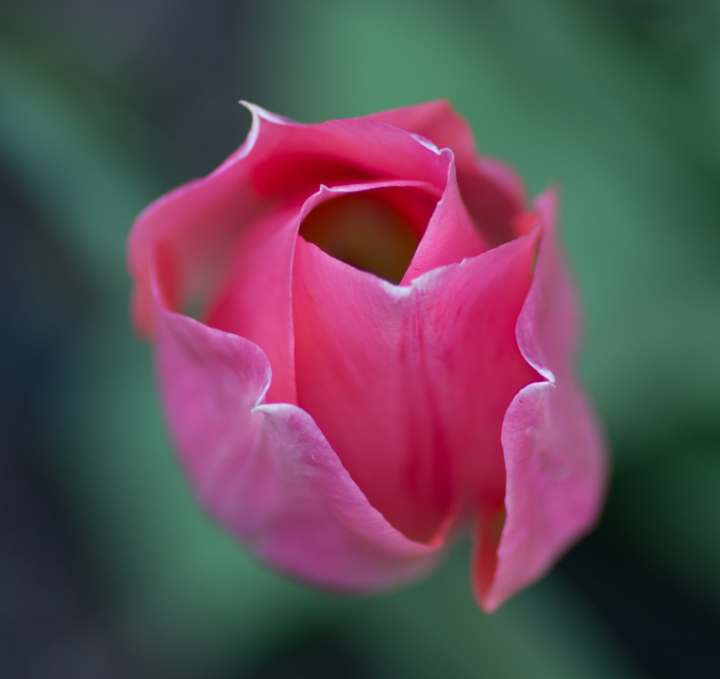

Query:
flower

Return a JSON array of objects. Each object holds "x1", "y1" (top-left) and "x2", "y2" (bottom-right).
[{"x1": 128, "y1": 101, "x2": 606, "y2": 611}]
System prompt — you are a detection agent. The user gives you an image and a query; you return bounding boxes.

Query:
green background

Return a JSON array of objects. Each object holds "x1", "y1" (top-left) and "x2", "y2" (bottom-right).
[{"x1": 1, "y1": 0, "x2": 719, "y2": 676}]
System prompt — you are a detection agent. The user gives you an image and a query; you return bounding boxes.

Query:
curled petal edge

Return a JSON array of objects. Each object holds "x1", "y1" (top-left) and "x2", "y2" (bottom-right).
[
  {"x1": 151, "y1": 269, "x2": 444, "y2": 591},
  {"x1": 476, "y1": 188, "x2": 608, "y2": 612},
  {"x1": 129, "y1": 102, "x2": 295, "y2": 337}
]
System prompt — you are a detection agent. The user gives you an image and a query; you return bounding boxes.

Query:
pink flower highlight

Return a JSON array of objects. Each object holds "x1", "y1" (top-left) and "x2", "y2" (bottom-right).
[{"x1": 127, "y1": 101, "x2": 606, "y2": 611}]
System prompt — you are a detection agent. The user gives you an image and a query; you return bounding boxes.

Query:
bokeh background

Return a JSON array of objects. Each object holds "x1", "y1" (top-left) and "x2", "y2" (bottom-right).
[{"x1": 2, "y1": 0, "x2": 720, "y2": 677}]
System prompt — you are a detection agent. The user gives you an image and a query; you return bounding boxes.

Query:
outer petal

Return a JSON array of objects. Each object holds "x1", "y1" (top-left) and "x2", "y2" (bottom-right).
[
  {"x1": 153, "y1": 287, "x2": 442, "y2": 591},
  {"x1": 293, "y1": 222, "x2": 540, "y2": 544},
  {"x1": 365, "y1": 100, "x2": 526, "y2": 246},
  {"x1": 128, "y1": 105, "x2": 288, "y2": 336},
  {"x1": 475, "y1": 189, "x2": 608, "y2": 612},
  {"x1": 364, "y1": 100, "x2": 480, "y2": 165}
]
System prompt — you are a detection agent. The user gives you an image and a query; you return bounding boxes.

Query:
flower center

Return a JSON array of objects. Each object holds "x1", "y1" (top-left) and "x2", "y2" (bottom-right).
[{"x1": 300, "y1": 192, "x2": 423, "y2": 284}]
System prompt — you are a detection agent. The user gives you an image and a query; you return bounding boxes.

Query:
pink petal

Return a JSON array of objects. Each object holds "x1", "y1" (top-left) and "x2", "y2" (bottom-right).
[
  {"x1": 365, "y1": 100, "x2": 526, "y2": 247},
  {"x1": 204, "y1": 206, "x2": 300, "y2": 405},
  {"x1": 293, "y1": 224, "x2": 540, "y2": 544},
  {"x1": 153, "y1": 287, "x2": 442, "y2": 591},
  {"x1": 128, "y1": 105, "x2": 294, "y2": 336},
  {"x1": 250, "y1": 119, "x2": 450, "y2": 200},
  {"x1": 475, "y1": 189, "x2": 608, "y2": 612},
  {"x1": 478, "y1": 157, "x2": 526, "y2": 209},
  {"x1": 128, "y1": 103, "x2": 451, "y2": 337},
  {"x1": 364, "y1": 100, "x2": 479, "y2": 163},
  {"x1": 402, "y1": 157, "x2": 490, "y2": 282}
]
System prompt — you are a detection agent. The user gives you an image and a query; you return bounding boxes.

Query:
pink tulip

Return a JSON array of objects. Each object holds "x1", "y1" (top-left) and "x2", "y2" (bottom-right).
[{"x1": 128, "y1": 101, "x2": 606, "y2": 611}]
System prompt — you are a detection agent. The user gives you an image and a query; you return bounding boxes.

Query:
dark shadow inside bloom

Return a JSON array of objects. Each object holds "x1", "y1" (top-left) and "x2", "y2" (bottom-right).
[
  {"x1": 299, "y1": 188, "x2": 436, "y2": 284},
  {"x1": 474, "y1": 504, "x2": 507, "y2": 600}
]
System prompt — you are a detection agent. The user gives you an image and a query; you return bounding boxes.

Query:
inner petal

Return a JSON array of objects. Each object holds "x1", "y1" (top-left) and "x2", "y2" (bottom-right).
[
  {"x1": 300, "y1": 188, "x2": 433, "y2": 284},
  {"x1": 292, "y1": 216, "x2": 539, "y2": 545}
]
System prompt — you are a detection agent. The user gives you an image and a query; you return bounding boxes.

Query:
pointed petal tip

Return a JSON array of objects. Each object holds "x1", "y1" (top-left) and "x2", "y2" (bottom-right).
[{"x1": 239, "y1": 100, "x2": 296, "y2": 125}]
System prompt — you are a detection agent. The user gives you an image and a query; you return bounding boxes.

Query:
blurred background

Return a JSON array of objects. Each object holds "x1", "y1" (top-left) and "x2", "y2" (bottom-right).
[{"x1": 1, "y1": 0, "x2": 720, "y2": 676}]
